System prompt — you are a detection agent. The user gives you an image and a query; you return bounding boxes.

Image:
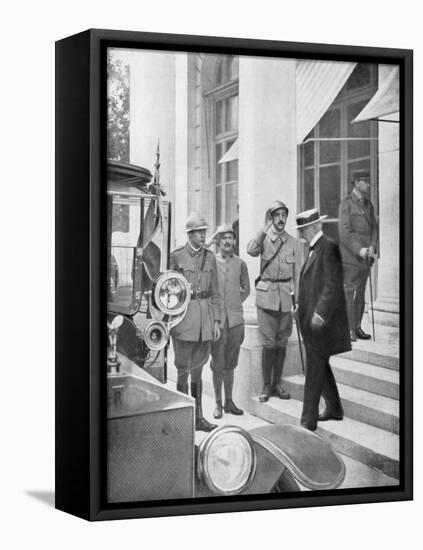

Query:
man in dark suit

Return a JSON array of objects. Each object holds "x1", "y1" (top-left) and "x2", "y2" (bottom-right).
[
  {"x1": 292, "y1": 208, "x2": 351, "y2": 431},
  {"x1": 338, "y1": 170, "x2": 378, "y2": 341}
]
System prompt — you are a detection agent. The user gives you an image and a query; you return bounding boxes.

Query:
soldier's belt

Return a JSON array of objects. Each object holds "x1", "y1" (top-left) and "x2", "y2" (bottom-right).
[
  {"x1": 261, "y1": 277, "x2": 292, "y2": 283},
  {"x1": 191, "y1": 290, "x2": 211, "y2": 300}
]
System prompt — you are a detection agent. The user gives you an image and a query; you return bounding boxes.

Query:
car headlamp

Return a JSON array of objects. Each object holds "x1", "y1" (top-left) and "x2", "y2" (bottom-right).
[
  {"x1": 197, "y1": 426, "x2": 256, "y2": 495},
  {"x1": 153, "y1": 271, "x2": 190, "y2": 316}
]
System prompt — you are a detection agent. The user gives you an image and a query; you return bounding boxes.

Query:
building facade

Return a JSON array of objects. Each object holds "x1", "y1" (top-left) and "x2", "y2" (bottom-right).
[{"x1": 116, "y1": 48, "x2": 399, "y2": 382}]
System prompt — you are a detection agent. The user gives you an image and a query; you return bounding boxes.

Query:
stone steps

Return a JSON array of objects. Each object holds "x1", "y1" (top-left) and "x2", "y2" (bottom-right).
[
  {"x1": 330, "y1": 356, "x2": 399, "y2": 400},
  {"x1": 338, "y1": 348, "x2": 399, "y2": 371},
  {"x1": 252, "y1": 397, "x2": 399, "y2": 480},
  {"x1": 284, "y1": 374, "x2": 399, "y2": 434}
]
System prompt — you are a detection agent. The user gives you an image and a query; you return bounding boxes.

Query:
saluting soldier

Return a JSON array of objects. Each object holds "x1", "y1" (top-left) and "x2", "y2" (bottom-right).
[
  {"x1": 210, "y1": 224, "x2": 250, "y2": 419},
  {"x1": 338, "y1": 170, "x2": 378, "y2": 341},
  {"x1": 247, "y1": 200, "x2": 302, "y2": 403},
  {"x1": 170, "y1": 212, "x2": 221, "y2": 432}
]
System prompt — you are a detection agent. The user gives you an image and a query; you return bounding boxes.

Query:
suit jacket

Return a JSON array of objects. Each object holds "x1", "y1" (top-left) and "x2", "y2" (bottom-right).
[
  {"x1": 298, "y1": 235, "x2": 351, "y2": 357},
  {"x1": 338, "y1": 192, "x2": 378, "y2": 266}
]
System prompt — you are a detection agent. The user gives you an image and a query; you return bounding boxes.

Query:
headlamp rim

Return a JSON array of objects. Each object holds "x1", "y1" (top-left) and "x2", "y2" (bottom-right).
[
  {"x1": 143, "y1": 320, "x2": 169, "y2": 351},
  {"x1": 197, "y1": 425, "x2": 257, "y2": 496},
  {"x1": 153, "y1": 270, "x2": 191, "y2": 316}
]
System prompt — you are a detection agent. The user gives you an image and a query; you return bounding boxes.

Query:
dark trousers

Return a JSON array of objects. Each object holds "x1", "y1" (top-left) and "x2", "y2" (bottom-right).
[
  {"x1": 301, "y1": 343, "x2": 343, "y2": 429},
  {"x1": 343, "y1": 262, "x2": 368, "y2": 331}
]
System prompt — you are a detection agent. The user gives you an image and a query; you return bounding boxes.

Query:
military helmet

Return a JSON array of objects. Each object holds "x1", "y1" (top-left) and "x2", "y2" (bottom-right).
[
  {"x1": 267, "y1": 200, "x2": 289, "y2": 217},
  {"x1": 215, "y1": 223, "x2": 236, "y2": 238},
  {"x1": 213, "y1": 223, "x2": 236, "y2": 242},
  {"x1": 185, "y1": 212, "x2": 209, "y2": 232}
]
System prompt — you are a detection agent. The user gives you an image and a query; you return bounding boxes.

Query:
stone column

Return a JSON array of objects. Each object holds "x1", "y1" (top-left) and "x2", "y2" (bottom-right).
[
  {"x1": 233, "y1": 56, "x2": 299, "y2": 411},
  {"x1": 174, "y1": 53, "x2": 189, "y2": 248},
  {"x1": 129, "y1": 49, "x2": 176, "y2": 230},
  {"x1": 373, "y1": 65, "x2": 400, "y2": 327}
]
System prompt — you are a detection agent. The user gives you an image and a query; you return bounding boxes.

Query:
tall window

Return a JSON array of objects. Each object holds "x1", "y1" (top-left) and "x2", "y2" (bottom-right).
[
  {"x1": 300, "y1": 63, "x2": 378, "y2": 242},
  {"x1": 212, "y1": 56, "x2": 239, "y2": 227}
]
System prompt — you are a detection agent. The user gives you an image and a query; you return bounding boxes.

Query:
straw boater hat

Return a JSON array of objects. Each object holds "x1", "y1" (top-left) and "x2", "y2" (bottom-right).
[{"x1": 295, "y1": 208, "x2": 327, "y2": 229}]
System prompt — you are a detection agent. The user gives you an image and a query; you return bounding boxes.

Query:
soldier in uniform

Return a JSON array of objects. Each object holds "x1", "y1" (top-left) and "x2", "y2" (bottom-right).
[
  {"x1": 210, "y1": 224, "x2": 250, "y2": 419},
  {"x1": 338, "y1": 170, "x2": 378, "y2": 341},
  {"x1": 169, "y1": 212, "x2": 221, "y2": 432},
  {"x1": 247, "y1": 200, "x2": 302, "y2": 402}
]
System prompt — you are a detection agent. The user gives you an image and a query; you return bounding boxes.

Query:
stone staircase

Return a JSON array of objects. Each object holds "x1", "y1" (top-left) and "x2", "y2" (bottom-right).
[
  {"x1": 167, "y1": 319, "x2": 400, "y2": 484},
  {"x1": 252, "y1": 321, "x2": 400, "y2": 481}
]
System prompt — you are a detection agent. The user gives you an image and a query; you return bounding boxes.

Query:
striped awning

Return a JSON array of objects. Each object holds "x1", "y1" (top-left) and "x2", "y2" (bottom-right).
[
  {"x1": 296, "y1": 60, "x2": 356, "y2": 143},
  {"x1": 353, "y1": 66, "x2": 399, "y2": 123},
  {"x1": 218, "y1": 59, "x2": 358, "y2": 163}
]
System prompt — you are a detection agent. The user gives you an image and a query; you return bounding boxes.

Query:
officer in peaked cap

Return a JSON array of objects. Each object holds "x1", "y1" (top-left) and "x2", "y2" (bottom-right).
[
  {"x1": 338, "y1": 170, "x2": 378, "y2": 341},
  {"x1": 247, "y1": 200, "x2": 302, "y2": 403},
  {"x1": 169, "y1": 212, "x2": 221, "y2": 432}
]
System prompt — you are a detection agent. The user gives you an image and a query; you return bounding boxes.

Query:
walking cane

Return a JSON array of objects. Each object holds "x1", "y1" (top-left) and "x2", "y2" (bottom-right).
[
  {"x1": 290, "y1": 291, "x2": 305, "y2": 374},
  {"x1": 367, "y1": 256, "x2": 376, "y2": 341}
]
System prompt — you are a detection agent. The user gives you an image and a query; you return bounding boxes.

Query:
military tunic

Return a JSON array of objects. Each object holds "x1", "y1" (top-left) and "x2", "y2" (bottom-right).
[
  {"x1": 338, "y1": 191, "x2": 378, "y2": 266},
  {"x1": 247, "y1": 227, "x2": 302, "y2": 348},
  {"x1": 169, "y1": 243, "x2": 221, "y2": 342},
  {"x1": 211, "y1": 252, "x2": 250, "y2": 373},
  {"x1": 338, "y1": 191, "x2": 378, "y2": 331}
]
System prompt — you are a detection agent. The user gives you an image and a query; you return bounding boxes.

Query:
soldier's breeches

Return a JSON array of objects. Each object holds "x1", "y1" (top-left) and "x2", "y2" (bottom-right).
[
  {"x1": 172, "y1": 338, "x2": 211, "y2": 375},
  {"x1": 343, "y1": 263, "x2": 368, "y2": 329},
  {"x1": 257, "y1": 308, "x2": 293, "y2": 348},
  {"x1": 210, "y1": 321, "x2": 244, "y2": 373}
]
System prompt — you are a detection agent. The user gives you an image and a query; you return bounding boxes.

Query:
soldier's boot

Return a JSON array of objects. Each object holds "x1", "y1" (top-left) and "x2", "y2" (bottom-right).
[
  {"x1": 191, "y1": 381, "x2": 217, "y2": 432},
  {"x1": 176, "y1": 372, "x2": 189, "y2": 394},
  {"x1": 272, "y1": 347, "x2": 291, "y2": 399},
  {"x1": 223, "y1": 370, "x2": 243, "y2": 415},
  {"x1": 259, "y1": 348, "x2": 274, "y2": 403},
  {"x1": 345, "y1": 289, "x2": 357, "y2": 342},
  {"x1": 212, "y1": 371, "x2": 223, "y2": 419}
]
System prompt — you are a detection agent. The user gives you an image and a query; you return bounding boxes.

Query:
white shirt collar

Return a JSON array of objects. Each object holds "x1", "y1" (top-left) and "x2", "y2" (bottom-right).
[
  {"x1": 309, "y1": 230, "x2": 323, "y2": 249},
  {"x1": 187, "y1": 241, "x2": 202, "y2": 254}
]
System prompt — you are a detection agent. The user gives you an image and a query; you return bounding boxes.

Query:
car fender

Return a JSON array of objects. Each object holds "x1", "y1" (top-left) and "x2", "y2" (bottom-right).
[{"x1": 248, "y1": 424, "x2": 346, "y2": 491}]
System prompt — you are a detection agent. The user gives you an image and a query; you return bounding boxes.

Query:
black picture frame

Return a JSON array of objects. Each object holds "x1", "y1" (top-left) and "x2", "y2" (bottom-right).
[{"x1": 55, "y1": 28, "x2": 413, "y2": 521}]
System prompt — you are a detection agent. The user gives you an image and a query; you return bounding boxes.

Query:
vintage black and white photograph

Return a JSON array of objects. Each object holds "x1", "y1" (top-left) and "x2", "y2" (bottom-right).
[{"x1": 106, "y1": 46, "x2": 401, "y2": 503}]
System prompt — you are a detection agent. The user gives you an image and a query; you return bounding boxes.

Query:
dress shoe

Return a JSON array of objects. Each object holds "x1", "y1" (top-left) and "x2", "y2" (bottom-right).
[
  {"x1": 350, "y1": 330, "x2": 357, "y2": 342},
  {"x1": 318, "y1": 410, "x2": 343, "y2": 422},
  {"x1": 301, "y1": 422, "x2": 316, "y2": 432},
  {"x1": 195, "y1": 417, "x2": 218, "y2": 432},
  {"x1": 271, "y1": 383, "x2": 291, "y2": 400},
  {"x1": 224, "y1": 399, "x2": 244, "y2": 415},
  {"x1": 259, "y1": 384, "x2": 272, "y2": 402},
  {"x1": 356, "y1": 327, "x2": 371, "y2": 340},
  {"x1": 213, "y1": 402, "x2": 223, "y2": 419}
]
